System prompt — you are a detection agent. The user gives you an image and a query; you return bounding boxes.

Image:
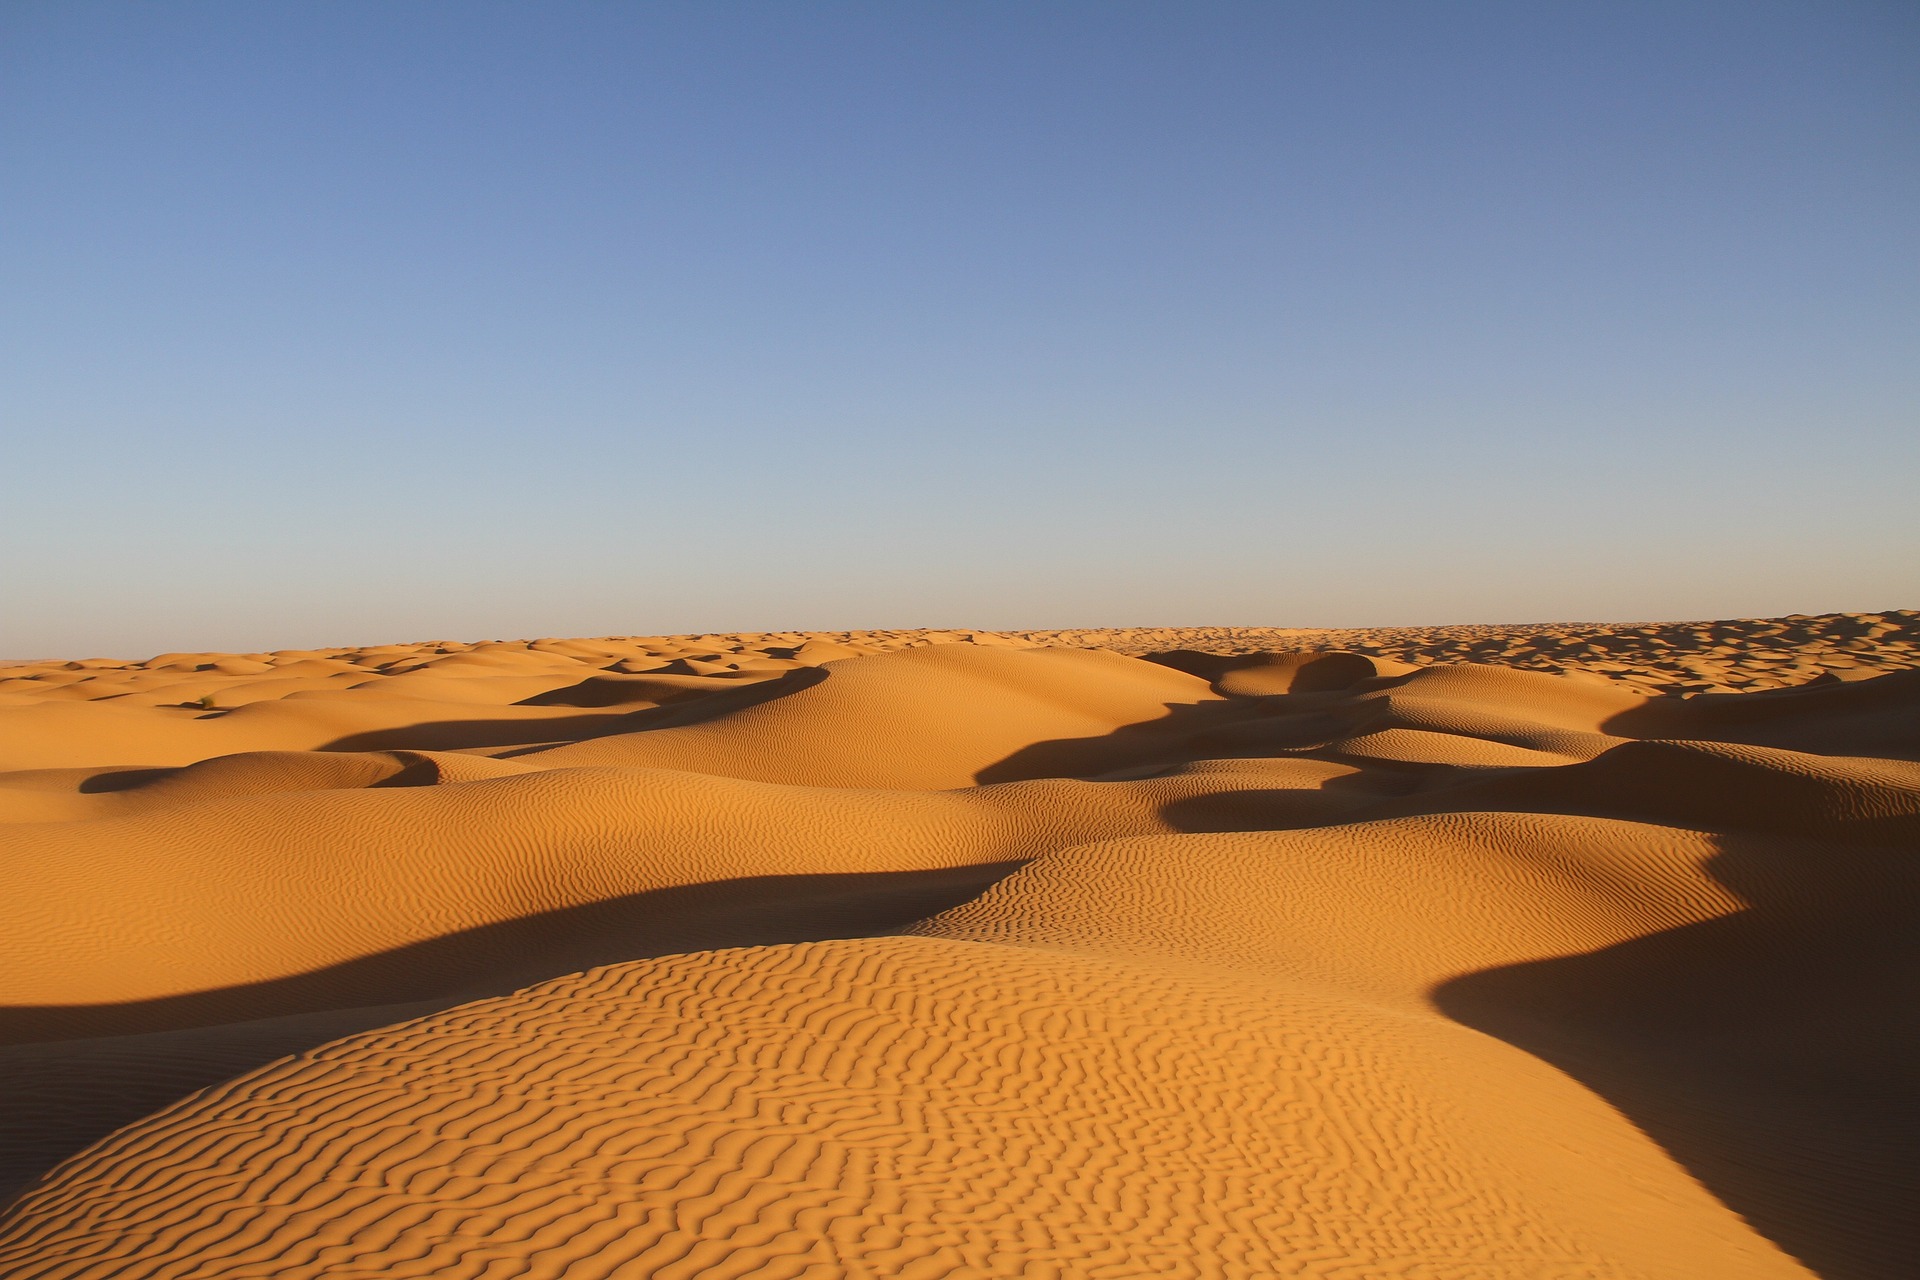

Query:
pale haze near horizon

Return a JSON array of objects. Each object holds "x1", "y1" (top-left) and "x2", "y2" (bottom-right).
[{"x1": 2, "y1": 1, "x2": 1915, "y2": 660}]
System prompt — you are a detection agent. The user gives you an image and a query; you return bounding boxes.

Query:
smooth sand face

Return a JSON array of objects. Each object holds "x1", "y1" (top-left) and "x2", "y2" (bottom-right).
[{"x1": 0, "y1": 611, "x2": 1915, "y2": 1278}]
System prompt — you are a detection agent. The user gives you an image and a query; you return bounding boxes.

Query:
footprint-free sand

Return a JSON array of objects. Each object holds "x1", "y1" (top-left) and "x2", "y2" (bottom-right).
[{"x1": 1, "y1": 610, "x2": 1915, "y2": 1278}]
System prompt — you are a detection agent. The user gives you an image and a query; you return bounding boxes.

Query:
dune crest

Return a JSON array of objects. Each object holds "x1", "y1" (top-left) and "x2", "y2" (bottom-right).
[{"x1": 1, "y1": 611, "x2": 1915, "y2": 1277}]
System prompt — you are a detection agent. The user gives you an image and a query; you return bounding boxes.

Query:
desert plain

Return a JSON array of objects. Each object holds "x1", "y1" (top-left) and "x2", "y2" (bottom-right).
[{"x1": 0, "y1": 608, "x2": 1916, "y2": 1279}]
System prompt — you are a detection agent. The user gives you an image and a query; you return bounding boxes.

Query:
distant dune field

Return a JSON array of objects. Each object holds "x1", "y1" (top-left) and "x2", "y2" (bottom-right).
[{"x1": 1, "y1": 611, "x2": 1915, "y2": 1278}]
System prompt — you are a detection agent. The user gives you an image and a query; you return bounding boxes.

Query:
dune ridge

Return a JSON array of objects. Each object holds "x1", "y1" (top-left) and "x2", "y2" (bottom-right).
[{"x1": 1, "y1": 610, "x2": 1915, "y2": 1277}]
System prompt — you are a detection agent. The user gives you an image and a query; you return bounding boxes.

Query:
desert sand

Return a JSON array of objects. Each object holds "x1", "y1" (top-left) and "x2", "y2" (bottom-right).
[{"x1": 0, "y1": 609, "x2": 1915, "y2": 1278}]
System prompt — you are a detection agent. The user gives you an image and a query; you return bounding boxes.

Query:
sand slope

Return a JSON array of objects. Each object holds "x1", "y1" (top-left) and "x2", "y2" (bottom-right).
[{"x1": 0, "y1": 612, "x2": 1915, "y2": 1277}]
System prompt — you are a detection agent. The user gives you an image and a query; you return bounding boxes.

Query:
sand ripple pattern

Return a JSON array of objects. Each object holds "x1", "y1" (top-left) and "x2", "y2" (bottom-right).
[{"x1": 1, "y1": 614, "x2": 1914, "y2": 1277}]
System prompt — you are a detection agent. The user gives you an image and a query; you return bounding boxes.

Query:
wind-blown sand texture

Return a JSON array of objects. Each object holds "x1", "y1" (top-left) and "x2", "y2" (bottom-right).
[{"x1": 0, "y1": 609, "x2": 1915, "y2": 1278}]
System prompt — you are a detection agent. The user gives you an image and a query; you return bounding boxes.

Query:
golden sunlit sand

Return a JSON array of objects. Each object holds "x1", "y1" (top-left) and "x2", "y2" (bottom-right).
[{"x1": 1, "y1": 610, "x2": 1916, "y2": 1277}]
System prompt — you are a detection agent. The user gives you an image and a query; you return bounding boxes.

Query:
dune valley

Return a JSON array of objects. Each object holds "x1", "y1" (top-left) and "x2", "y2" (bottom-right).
[{"x1": 0, "y1": 609, "x2": 1916, "y2": 1279}]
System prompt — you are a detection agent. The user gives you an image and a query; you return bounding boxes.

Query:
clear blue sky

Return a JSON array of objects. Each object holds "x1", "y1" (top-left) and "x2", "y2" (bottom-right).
[{"x1": 3, "y1": 1, "x2": 1915, "y2": 657}]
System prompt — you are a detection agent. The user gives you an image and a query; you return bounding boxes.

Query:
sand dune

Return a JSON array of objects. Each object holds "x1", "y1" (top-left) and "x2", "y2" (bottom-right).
[{"x1": 0, "y1": 611, "x2": 1915, "y2": 1277}]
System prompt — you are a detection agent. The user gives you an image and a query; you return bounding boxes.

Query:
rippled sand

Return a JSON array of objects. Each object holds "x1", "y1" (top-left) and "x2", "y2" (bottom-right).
[{"x1": 2, "y1": 610, "x2": 1915, "y2": 1278}]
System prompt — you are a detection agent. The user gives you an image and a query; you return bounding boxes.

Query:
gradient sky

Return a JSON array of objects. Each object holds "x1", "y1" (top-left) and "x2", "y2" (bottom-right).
[{"x1": 3, "y1": 1, "x2": 1916, "y2": 658}]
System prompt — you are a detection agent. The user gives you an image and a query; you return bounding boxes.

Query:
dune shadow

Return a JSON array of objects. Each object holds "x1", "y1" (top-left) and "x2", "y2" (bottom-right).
[
  {"x1": 516, "y1": 665, "x2": 825, "y2": 713},
  {"x1": 1432, "y1": 833, "x2": 1920, "y2": 1280},
  {"x1": 1601, "y1": 667, "x2": 1920, "y2": 762},
  {"x1": 0, "y1": 860, "x2": 1024, "y2": 1204},
  {"x1": 976, "y1": 649, "x2": 1433, "y2": 787},
  {"x1": 318, "y1": 711, "x2": 636, "y2": 753},
  {"x1": 317, "y1": 667, "x2": 831, "y2": 756},
  {"x1": 0, "y1": 859, "x2": 1021, "y2": 1046},
  {"x1": 75, "y1": 767, "x2": 173, "y2": 794},
  {"x1": 973, "y1": 700, "x2": 1256, "y2": 784},
  {"x1": 1140, "y1": 648, "x2": 1416, "y2": 694}
]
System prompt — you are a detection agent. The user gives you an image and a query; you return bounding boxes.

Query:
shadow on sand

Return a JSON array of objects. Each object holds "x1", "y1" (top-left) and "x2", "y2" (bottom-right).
[
  {"x1": 1433, "y1": 833, "x2": 1920, "y2": 1280},
  {"x1": 0, "y1": 861, "x2": 1021, "y2": 1046},
  {"x1": 0, "y1": 861, "x2": 1023, "y2": 1202}
]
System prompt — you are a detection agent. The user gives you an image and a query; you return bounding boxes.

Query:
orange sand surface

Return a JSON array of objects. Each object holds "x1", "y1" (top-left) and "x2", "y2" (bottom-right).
[{"x1": 1, "y1": 610, "x2": 1915, "y2": 1277}]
